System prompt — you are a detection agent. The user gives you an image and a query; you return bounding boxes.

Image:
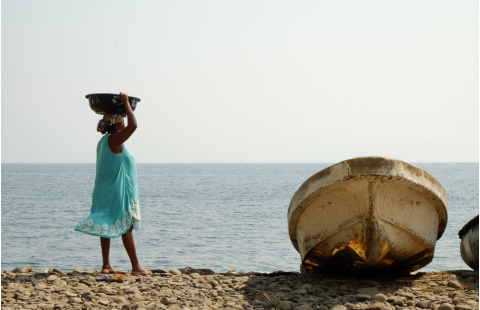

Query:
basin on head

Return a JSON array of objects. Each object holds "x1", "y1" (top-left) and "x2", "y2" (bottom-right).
[{"x1": 86, "y1": 93, "x2": 140, "y2": 115}]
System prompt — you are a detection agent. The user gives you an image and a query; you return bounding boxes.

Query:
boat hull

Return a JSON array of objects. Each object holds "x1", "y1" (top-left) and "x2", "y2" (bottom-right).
[
  {"x1": 288, "y1": 157, "x2": 448, "y2": 274},
  {"x1": 459, "y1": 215, "x2": 479, "y2": 271}
]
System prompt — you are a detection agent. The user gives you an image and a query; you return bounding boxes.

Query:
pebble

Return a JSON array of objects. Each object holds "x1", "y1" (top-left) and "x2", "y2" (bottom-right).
[
  {"x1": 466, "y1": 301, "x2": 478, "y2": 308},
  {"x1": 10, "y1": 267, "x2": 23, "y2": 273},
  {"x1": 438, "y1": 304, "x2": 455, "y2": 310},
  {"x1": 302, "y1": 284, "x2": 315, "y2": 293},
  {"x1": 0, "y1": 268, "x2": 477, "y2": 310},
  {"x1": 393, "y1": 297, "x2": 406, "y2": 306},
  {"x1": 169, "y1": 268, "x2": 182, "y2": 275},
  {"x1": 398, "y1": 292, "x2": 415, "y2": 300},
  {"x1": 278, "y1": 301, "x2": 294, "y2": 310},
  {"x1": 67, "y1": 297, "x2": 82, "y2": 304},
  {"x1": 416, "y1": 300, "x2": 429, "y2": 308},
  {"x1": 81, "y1": 291, "x2": 94, "y2": 300},
  {"x1": 448, "y1": 281, "x2": 463, "y2": 289},
  {"x1": 453, "y1": 298, "x2": 467, "y2": 305},
  {"x1": 293, "y1": 306, "x2": 313, "y2": 310},
  {"x1": 295, "y1": 288, "x2": 308, "y2": 294},
  {"x1": 371, "y1": 302, "x2": 384, "y2": 310},
  {"x1": 371, "y1": 294, "x2": 387, "y2": 302},
  {"x1": 34, "y1": 272, "x2": 49, "y2": 279},
  {"x1": 264, "y1": 300, "x2": 280, "y2": 309},
  {"x1": 344, "y1": 303, "x2": 356, "y2": 310},
  {"x1": 46, "y1": 275, "x2": 57, "y2": 281},
  {"x1": 356, "y1": 294, "x2": 372, "y2": 301},
  {"x1": 161, "y1": 297, "x2": 170, "y2": 305},
  {"x1": 357, "y1": 287, "x2": 379, "y2": 296}
]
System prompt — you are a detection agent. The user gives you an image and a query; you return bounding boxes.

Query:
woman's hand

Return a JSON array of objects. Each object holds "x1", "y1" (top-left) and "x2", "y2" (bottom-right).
[
  {"x1": 108, "y1": 92, "x2": 138, "y2": 151},
  {"x1": 119, "y1": 92, "x2": 130, "y2": 106}
]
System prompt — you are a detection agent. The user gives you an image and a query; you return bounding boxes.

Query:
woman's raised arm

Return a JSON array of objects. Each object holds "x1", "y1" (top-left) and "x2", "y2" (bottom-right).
[{"x1": 108, "y1": 92, "x2": 138, "y2": 146}]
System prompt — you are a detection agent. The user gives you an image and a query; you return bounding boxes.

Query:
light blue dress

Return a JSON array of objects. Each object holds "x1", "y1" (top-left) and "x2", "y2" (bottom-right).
[{"x1": 75, "y1": 134, "x2": 141, "y2": 238}]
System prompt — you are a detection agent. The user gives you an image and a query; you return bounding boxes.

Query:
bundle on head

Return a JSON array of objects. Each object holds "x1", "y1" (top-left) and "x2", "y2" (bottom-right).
[{"x1": 97, "y1": 113, "x2": 124, "y2": 135}]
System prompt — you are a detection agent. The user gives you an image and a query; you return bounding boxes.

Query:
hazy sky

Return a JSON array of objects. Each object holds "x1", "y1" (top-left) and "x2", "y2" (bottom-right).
[{"x1": 2, "y1": 0, "x2": 478, "y2": 163}]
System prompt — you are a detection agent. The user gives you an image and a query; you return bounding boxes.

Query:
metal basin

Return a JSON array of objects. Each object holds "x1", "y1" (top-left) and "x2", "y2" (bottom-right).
[
  {"x1": 288, "y1": 156, "x2": 448, "y2": 274},
  {"x1": 459, "y1": 215, "x2": 479, "y2": 271},
  {"x1": 86, "y1": 93, "x2": 140, "y2": 115}
]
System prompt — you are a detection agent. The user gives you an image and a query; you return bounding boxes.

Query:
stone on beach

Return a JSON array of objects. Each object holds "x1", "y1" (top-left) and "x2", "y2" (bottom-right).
[
  {"x1": 371, "y1": 302, "x2": 385, "y2": 310},
  {"x1": 415, "y1": 300, "x2": 430, "y2": 308},
  {"x1": 67, "y1": 297, "x2": 82, "y2": 304},
  {"x1": 34, "y1": 272, "x2": 49, "y2": 279},
  {"x1": 52, "y1": 268, "x2": 65, "y2": 274},
  {"x1": 46, "y1": 275, "x2": 57, "y2": 281},
  {"x1": 169, "y1": 268, "x2": 182, "y2": 275},
  {"x1": 371, "y1": 293, "x2": 387, "y2": 302},
  {"x1": 293, "y1": 305, "x2": 313, "y2": 310},
  {"x1": 357, "y1": 287, "x2": 379, "y2": 296},
  {"x1": 344, "y1": 303, "x2": 356, "y2": 310},
  {"x1": 81, "y1": 291, "x2": 94, "y2": 300},
  {"x1": 10, "y1": 267, "x2": 23, "y2": 273},
  {"x1": 438, "y1": 304, "x2": 456, "y2": 310},
  {"x1": 0, "y1": 267, "x2": 478, "y2": 310},
  {"x1": 448, "y1": 281, "x2": 464, "y2": 289},
  {"x1": 278, "y1": 301, "x2": 294, "y2": 310},
  {"x1": 393, "y1": 297, "x2": 406, "y2": 306},
  {"x1": 356, "y1": 294, "x2": 372, "y2": 301}
]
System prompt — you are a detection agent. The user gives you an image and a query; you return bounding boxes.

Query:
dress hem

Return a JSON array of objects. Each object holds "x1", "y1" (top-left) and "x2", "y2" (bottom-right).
[
  {"x1": 74, "y1": 223, "x2": 135, "y2": 239},
  {"x1": 75, "y1": 208, "x2": 140, "y2": 239}
]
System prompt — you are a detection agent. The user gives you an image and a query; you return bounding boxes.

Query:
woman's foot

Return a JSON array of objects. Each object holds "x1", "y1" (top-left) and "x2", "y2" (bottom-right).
[
  {"x1": 100, "y1": 265, "x2": 118, "y2": 274},
  {"x1": 131, "y1": 267, "x2": 152, "y2": 276}
]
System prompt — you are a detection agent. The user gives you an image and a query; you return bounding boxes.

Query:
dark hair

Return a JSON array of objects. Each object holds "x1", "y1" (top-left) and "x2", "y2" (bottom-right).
[{"x1": 100, "y1": 125, "x2": 115, "y2": 135}]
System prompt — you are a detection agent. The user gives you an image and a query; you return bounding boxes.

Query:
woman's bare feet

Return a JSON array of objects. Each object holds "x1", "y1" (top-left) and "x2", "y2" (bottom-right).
[
  {"x1": 131, "y1": 266, "x2": 152, "y2": 276},
  {"x1": 100, "y1": 264, "x2": 118, "y2": 274}
]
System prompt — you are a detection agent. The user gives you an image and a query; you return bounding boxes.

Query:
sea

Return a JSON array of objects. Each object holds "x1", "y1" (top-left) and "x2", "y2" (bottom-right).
[{"x1": 1, "y1": 163, "x2": 478, "y2": 273}]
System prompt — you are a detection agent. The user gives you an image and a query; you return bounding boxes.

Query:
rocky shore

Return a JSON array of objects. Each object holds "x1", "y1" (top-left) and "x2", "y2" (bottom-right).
[{"x1": 1, "y1": 267, "x2": 478, "y2": 310}]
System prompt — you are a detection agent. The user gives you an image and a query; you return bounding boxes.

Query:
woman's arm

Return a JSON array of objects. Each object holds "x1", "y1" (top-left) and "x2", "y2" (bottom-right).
[{"x1": 108, "y1": 92, "x2": 138, "y2": 146}]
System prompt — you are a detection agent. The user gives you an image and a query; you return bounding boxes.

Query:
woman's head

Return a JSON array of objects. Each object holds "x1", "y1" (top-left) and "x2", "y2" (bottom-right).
[{"x1": 97, "y1": 113, "x2": 125, "y2": 134}]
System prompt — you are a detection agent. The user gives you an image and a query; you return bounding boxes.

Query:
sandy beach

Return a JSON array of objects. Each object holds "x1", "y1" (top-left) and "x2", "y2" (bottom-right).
[{"x1": 1, "y1": 267, "x2": 478, "y2": 310}]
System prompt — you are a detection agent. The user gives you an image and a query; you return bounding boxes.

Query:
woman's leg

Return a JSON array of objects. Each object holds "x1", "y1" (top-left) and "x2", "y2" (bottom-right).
[
  {"x1": 100, "y1": 237, "x2": 116, "y2": 273},
  {"x1": 121, "y1": 226, "x2": 148, "y2": 273}
]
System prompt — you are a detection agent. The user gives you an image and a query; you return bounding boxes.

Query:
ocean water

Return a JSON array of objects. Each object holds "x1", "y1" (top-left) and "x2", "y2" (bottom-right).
[{"x1": 1, "y1": 163, "x2": 478, "y2": 273}]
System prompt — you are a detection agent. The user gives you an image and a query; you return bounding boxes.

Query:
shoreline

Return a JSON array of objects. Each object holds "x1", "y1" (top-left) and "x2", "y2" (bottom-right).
[{"x1": 1, "y1": 267, "x2": 478, "y2": 310}]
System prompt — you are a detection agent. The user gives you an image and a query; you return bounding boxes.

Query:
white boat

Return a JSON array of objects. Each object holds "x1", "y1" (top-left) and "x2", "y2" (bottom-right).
[
  {"x1": 288, "y1": 156, "x2": 448, "y2": 274},
  {"x1": 459, "y1": 215, "x2": 479, "y2": 271}
]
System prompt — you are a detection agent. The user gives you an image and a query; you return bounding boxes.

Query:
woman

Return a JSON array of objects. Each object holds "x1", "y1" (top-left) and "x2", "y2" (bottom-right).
[{"x1": 75, "y1": 92, "x2": 151, "y2": 276}]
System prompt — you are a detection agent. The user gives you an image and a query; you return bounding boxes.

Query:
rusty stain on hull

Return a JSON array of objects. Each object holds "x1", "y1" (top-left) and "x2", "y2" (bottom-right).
[{"x1": 288, "y1": 156, "x2": 448, "y2": 275}]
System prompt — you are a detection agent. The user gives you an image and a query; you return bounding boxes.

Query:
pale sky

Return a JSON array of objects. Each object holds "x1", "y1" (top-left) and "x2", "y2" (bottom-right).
[{"x1": 2, "y1": 0, "x2": 478, "y2": 163}]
